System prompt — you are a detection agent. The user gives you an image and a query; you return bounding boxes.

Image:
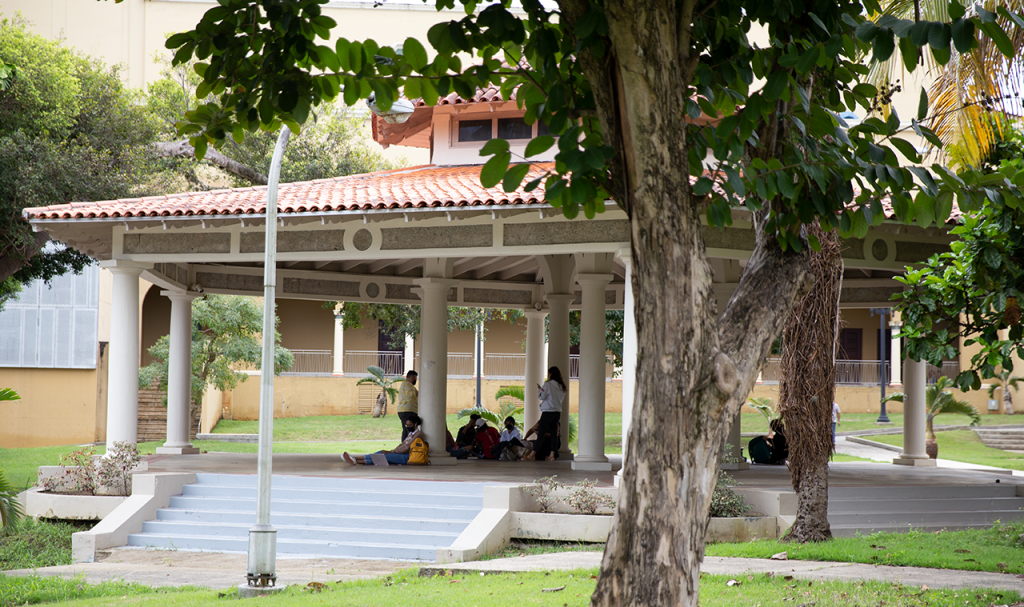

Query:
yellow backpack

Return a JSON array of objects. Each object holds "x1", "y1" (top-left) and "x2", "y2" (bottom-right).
[{"x1": 408, "y1": 437, "x2": 429, "y2": 465}]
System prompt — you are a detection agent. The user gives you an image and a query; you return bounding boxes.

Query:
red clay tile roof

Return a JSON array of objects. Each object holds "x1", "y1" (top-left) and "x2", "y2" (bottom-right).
[{"x1": 24, "y1": 164, "x2": 554, "y2": 221}]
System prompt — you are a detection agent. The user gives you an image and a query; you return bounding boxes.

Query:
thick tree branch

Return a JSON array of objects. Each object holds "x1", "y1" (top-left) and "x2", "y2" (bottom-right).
[
  {"x1": 0, "y1": 232, "x2": 49, "y2": 284},
  {"x1": 152, "y1": 140, "x2": 268, "y2": 185}
]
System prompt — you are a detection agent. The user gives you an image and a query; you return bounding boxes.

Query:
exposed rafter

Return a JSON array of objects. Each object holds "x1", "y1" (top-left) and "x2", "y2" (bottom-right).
[
  {"x1": 473, "y1": 255, "x2": 529, "y2": 280},
  {"x1": 498, "y1": 257, "x2": 538, "y2": 281}
]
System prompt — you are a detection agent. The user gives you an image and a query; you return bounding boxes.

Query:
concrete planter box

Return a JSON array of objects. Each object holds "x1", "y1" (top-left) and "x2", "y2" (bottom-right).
[
  {"x1": 707, "y1": 516, "x2": 777, "y2": 542},
  {"x1": 511, "y1": 511, "x2": 612, "y2": 542},
  {"x1": 24, "y1": 488, "x2": 127, "y2": 520}
]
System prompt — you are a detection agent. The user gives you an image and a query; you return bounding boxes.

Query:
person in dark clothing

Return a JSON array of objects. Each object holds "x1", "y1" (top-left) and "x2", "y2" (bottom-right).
[
  {"x1": 768, "y1": 418, "x2": 788, "y2": 464},
  {"x1": 449, "y1": 413, "x2": 481, "y2": 459}
]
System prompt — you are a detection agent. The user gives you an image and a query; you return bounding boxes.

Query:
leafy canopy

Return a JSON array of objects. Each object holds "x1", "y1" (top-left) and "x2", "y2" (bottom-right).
[{"x1": 154, "y1": 0, "x2": 1024, "y2": 253}]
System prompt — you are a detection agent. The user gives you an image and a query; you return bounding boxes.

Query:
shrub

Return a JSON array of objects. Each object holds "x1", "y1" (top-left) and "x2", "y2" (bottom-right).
[
  {"x1": 40, "y1": 447, "x2": 97, "y2": 495},
  {"x1": 563, "y1": 479, "x2": 616, "y2": 515},
  {"x1": 524, "y1": 476, "x2": 564, "y2": 513},
  {"x1": 709, "y1": 470, "x2": 750, "y2": 518},
  {"x1": 97, "y1": 442, "x2": 142, "y2": 497}
]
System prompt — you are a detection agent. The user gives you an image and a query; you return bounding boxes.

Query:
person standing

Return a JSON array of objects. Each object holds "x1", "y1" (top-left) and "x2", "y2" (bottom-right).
[
  {"x1": 832, "y1": 401, "x2": 842, "y2": 446},
  {"x1": 396, "y1": 370, "x2": 418, "y2": 441},
  {"x1": 535, "y1": 366, "x2": 566, "y2": 461}
]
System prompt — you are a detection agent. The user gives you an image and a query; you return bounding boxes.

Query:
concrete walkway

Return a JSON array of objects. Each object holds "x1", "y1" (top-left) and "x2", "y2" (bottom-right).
[
  {"x1": 835, "y1": 436, "x2": 1024, "y2": 476},
  {"x1": 8, "y1": 547, "x2": 1024, "y2": 594}
]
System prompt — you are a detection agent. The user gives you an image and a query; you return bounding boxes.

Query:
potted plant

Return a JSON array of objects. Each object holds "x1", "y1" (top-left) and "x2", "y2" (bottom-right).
[
  {"x1": 882, "y1": 377, "x2": 981, "y2": 458},
  {"x1": 356, "y1": 365, "x2": 400, "y2": 418}
]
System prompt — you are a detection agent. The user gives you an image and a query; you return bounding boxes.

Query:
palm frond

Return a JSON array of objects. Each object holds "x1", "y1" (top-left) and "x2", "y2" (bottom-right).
[
  {"x1": 0, "y1": 388, "x2": 20, "y2": 402},
  {"x1": 882, "y1": 391, "x2": 905, "y2": 403},
  {"x1": 495, "y1": 385, "x2": 525, "y2": 402},
  {"x1": 747, "y1": 397, "x2": 775, "y2": 424},
  {"x1": 0, "y1": 470, "x2": 24, "y2": 530}
]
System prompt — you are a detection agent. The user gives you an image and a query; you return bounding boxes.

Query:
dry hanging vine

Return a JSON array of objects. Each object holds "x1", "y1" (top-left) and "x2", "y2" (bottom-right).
[{"x1": 778, "y1": 221, "x2": 844, "y2": 543}]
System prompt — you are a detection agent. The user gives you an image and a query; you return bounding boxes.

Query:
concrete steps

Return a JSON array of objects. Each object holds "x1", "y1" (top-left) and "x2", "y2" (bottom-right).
[
  {"x1": 826, "y1": 485, "x2": 1024, "y2": 537},
  {"x1": 126, "y1": 473, "x2": 489, "y2": 561},
  {"x1": 973, "y1": 427, "x2": 1024, "y2": 451}
]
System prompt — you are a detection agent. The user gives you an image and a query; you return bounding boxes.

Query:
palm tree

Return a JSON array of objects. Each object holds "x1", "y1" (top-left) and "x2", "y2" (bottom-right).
[
  {"x1": 882, "y1": 376, "x2": 981, "y2": 458},
  {"x1": 868, "y1": 0, "x2": 1024, "y2": 169},
  {"x1": 986, "y1": 370, "x2": 1021, "y2": 415},
  {"x1": 355, "y1": 366, "x2": 399, "y2": 418}
]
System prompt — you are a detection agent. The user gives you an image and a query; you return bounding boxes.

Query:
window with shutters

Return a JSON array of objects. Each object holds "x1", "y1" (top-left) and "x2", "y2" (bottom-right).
[{"x1": 0, "y1": 263, "x2": 99, "y2": 369}]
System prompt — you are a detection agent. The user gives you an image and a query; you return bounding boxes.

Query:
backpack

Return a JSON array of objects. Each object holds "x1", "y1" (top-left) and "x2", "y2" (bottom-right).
[
  {"x1": 408, "y1": 437, "x2": 429, "y2": 465},
  {"x1": 748, "y1": 435, "x2": 771, "y2": 464}
]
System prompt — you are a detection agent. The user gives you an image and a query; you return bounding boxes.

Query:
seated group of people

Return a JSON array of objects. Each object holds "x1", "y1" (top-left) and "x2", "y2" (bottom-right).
[
  {"x1": 446, "y1": 413, "x2": 549, "y2": 461},
  {"x1": 342, "y1": 365, "x2": 569, "y2": 466}
]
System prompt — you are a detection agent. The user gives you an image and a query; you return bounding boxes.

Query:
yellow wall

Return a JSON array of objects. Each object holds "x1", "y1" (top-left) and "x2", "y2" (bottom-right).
[
  {"x1": 277, "y1": 299, "x2": 334, "y2": 352},
  {"x1": 0, "y1": 368, "x2": 100, "y2": 448},
  {"x1": 140, "y1": 285, "x2": 171, "y2": 368},
  {"x1": 222, "y1": 375, "x2": 624, "y2": 419}
]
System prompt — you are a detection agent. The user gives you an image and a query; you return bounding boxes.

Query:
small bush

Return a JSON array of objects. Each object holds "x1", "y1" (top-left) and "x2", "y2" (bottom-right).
[
  {"x1": 40, "y1": 448, "x2": 97, "y2": 495},
  {"x1": 97, "y1": 442, "x2": 142, "y2": 496},
  {"x1": 709, "y1": 470, "x2": 750, "y2": 518},
  {"x1": 563, "y1": 479, "x2": 616, "y2": 515},
  {"x1": 525, "y1": 476, "x2": 564, "y2": 512}
]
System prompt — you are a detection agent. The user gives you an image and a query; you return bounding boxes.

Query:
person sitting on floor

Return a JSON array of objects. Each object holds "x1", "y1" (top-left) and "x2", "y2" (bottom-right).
[
  {"x1": 342, "y1": 414, "x2": 422, "y2": 465},
  {"x1": 472, "y1": 418, "x2": 501, "y2": 459},
  {"x1": 448, "y1": 413, "x2": 480, "y2": 459},
  {"x1": 494, "y1": 416, "x2": 531, "y2": 460}
]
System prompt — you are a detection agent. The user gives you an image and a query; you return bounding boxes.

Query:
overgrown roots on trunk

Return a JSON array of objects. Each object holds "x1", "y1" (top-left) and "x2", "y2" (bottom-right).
[{"x1": 779, "y1": 222, "x2": 843, "y2": 544}]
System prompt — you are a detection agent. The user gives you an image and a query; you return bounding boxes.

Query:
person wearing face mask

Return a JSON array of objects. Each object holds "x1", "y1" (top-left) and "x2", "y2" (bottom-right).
[
  {"x1": 472, "y1": 418, "x2": 501, "y2": 460},
  {"x1": 494, "y1": 416, "x2": 531, "y2": 461},
  {"x1": 343, "y1": 414, "x2": 422, "y2": 465}
]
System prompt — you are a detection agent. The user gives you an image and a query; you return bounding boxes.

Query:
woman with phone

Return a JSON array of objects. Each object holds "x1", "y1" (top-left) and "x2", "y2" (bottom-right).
[{"x1": 535, "y1": 366, "x2": 566, "y2": 461}]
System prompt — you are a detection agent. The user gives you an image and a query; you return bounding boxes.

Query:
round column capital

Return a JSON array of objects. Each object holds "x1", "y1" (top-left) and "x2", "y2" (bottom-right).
[
  {"x1": 161, "y1": 290, "x2": 203, "y2": 303},
  {"x1": 576, "y1": 272, "x2": 614, "y2": 287}
]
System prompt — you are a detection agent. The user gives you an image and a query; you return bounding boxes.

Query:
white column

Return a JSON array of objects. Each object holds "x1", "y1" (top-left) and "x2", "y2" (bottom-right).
[
  {"x1": 332, "y1": 305, "x2": 345, "y2": 376},
  {"x1": 893, "y1": 358, "x2": 935, "y2": 466},
  {"x1": 573, "y1": 273, "x2": 613, "y2": 471},
  {"x1": 722, "y1": 411, "x2": 750, "y2": 470},
  {"x1": 524, "y1": 309, "x2": 547, "y2": 431},
  {"x1": 546, "y1": 293, "x2": 573, "y2": 460},
  {"x1": 157, "y1": 291, "x2": 201, "y2": 455},
  {"x1": 404, "y1": 335, "x2": 416, "y2": 374},
  {"x1": 416, "y1": 278, "x2": 456, "y2": 465},
  {"x1": 889, "y1": 320, "x2": 902, "y2": 386},
  {"x1": 104, "y1": 263, "x2": 146, "y2": 449},
  {"x1": 616, "y1": 249, "x2": 637, "y2": 483}
]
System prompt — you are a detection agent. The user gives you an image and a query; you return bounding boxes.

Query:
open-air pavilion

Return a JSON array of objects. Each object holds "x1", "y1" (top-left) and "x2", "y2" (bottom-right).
[{"x1": 24, "y1": 160, "x2": 953, "y2": 470}]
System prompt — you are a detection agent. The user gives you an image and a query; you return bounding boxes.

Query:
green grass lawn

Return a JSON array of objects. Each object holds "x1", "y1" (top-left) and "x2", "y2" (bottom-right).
[
  {"x1": 0, "y1": 569, "x2": 1017, "y2": 607},
  {"x1": 870, "y1": 430, "x2": 1024, "y2": 470},
  {"x1": 707, "y1": 521, "x2": 1024, "y2": 574},
  {"x1": 741, "y1": 411, "x2": 1024, "y2": 435}
]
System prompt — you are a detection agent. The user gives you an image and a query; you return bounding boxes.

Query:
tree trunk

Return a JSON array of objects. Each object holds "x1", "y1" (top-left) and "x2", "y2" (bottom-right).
[
  {"x1": 559, "y1": 1, "x2": 813, "y2": 603},
  {"x1": 778, "y1": 223, "x2": 843, "y2": 543},
  {"x1": 1004, "y1": 388, "x2": 1014, "y2": 415},
  {"x1": 0, "y1": 231, "x2": 49, "y2": 284}
]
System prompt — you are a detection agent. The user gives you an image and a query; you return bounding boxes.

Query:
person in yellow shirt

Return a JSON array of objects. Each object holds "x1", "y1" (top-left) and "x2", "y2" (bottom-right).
[{"x1": 396, "y1": 370, "x2": 418, "y2": 441}]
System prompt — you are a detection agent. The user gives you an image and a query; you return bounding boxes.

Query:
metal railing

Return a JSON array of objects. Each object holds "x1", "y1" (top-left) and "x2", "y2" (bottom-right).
[
  {"x1": 281, "y1": 350, "x2": 333, "y2": 376},
  {"x1": 344, "y1": 350, "x2": 405, "y2": 377},
  {"x1": 447, "y1": 353, "x2": 475, "y2": 378},
  {"x1": 484, "y1": 354, "x2": 526, "y2": 380},
  {"x1": 927, "y1": 360, "x2": 960, "y2": 383},
  {"x1": 758, "y1": 358, "x2": 961, "y2": 386}
]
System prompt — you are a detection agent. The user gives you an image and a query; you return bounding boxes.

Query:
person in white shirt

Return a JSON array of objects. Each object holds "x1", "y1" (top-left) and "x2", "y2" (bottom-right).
[
  {"x1": 535, "y1": 366, "x2": 566, "y2": 461},
  {"x1": 495, "y1": 415, "x2": 531, "y2": 460}
]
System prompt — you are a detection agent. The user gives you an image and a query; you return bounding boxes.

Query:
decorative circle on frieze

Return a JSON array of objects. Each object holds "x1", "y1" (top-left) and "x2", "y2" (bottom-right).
[
  {"x1": 364, "y1": 281, "x2": 383, "y2": 299},
  {"x1": 862, "y1": 232, "x2": 896, "y2": 265},
  {"x1": 353, "y1": 229, "x2": 373, "y2": 251}
]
